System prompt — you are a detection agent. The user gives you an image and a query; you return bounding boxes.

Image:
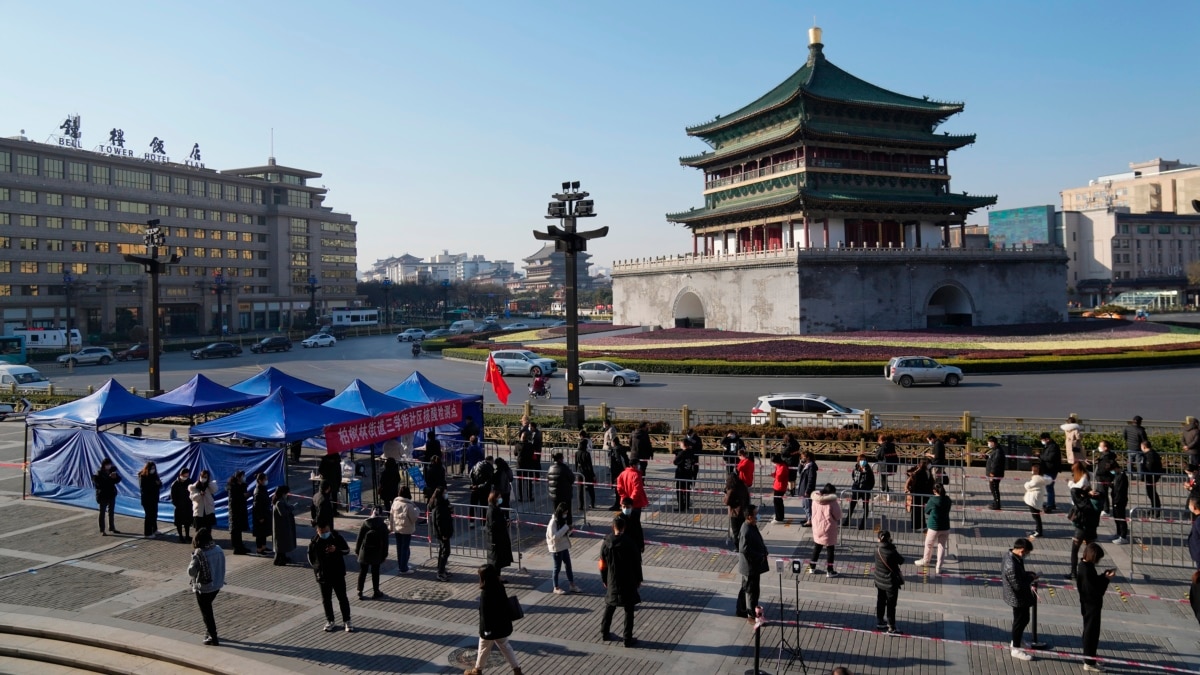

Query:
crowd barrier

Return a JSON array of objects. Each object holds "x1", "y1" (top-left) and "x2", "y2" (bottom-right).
[
  {"x1": 834, "y1": 490, "x2": 943, "y2": 544},
  {"x1": 425, "y1": 502, "x2": 524, "y2": 570},
  {"x1": 1128, "y1": 506, "x2": 1193, "y2": 576}
]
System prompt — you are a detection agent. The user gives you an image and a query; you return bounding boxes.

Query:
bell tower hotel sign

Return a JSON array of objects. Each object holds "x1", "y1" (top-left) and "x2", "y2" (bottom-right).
[{"x1": 46, "y1": 113, "x2": 205, "y2": 169}]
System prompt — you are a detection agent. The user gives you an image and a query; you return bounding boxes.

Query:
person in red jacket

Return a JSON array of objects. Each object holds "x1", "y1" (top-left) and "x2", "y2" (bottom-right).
[
  {"x1": 771, "y1": 455, "x2": 789, "y2": 523},
  {"x1": 616, "y1": 464, "x2": 649, "y2": 530},
  {"x1": 736, "y1": 449, "x2": 755, "y2": 489}
]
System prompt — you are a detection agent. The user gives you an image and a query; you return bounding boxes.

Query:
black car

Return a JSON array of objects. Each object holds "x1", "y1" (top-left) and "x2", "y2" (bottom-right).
[
  {"x1": 320, "y1": 325, "x2": 349, "y2": 340},
  {"x1": 191, "y1": 342, "x2": 242, "y2": 359},
  {"x1": 250, "y1": 336, "x2": 292, "y2": 354}
]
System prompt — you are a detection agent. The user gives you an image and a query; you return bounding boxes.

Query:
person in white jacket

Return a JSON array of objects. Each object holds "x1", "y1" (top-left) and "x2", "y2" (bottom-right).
[
  {"x1": 545, "y1": 503, "x2": 579, "y2": 594},
  {"x1": 189, "y1": 470, "x2": 218, "y2": 532},
  {"x1": 1061, "y1": 416, "x2": 1083, "y2": 466},
  {"x1": 388, "y1": 485, "x2": 420, "y2": 574},
  {"x1": 1023, "y1": 463, "x2": 1054, "y2": 539}
]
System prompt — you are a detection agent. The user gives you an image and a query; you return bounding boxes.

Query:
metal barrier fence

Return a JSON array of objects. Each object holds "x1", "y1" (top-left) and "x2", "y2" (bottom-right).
[
  {"x1": 1128, "y1": 506, "x2": 1192, "y2": 576},
  {"x1": 835, "y1": 489, "x2": 940, "y2": 545},
  {"x1": 426, "y1": 502, "x2": 524, "y2": 570}
]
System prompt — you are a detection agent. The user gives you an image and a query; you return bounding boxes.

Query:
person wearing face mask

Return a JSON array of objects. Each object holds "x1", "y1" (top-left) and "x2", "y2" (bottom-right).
[
  {"x1": 251, "y1": 472, "x2": 273, "y2": 556},
  {"x1": 138, "y1": 461, "x2": 162, "y2": 538},
  {"x1": 844, "y1": 453, "x2": 874, "y2": 530},
  {"x1": 736, "y1": 504, "x2": 769, "y2": 621},
  {"x1": 171, "y1": 468, "x2": 194, "y2": 543},
  {"x1": 486, "y1": 489, "x2": 514, "y2": 573},
  {"x1": 226, "y1": 471, "x2": 250, "y2": 555},
  {"x1": 770, "y1": 455, "x2": 789, "y2": 523},
  {"x1": 1109, "y1": 461, "x2": 1129, "y2": 545},
  {"x1": 619, "y1": 497, "x2": 644, "y2": 554},
  {"x1": 1094, "y1": 441, "x2": 1118, "y2": 515},
  {"x1": 93, "y1": 457, "x2": 121, "y2": 535},
  {"x1": 984, "y1": 437, "x2": 1006, "y2": 511},
  {"x1": 1001, "y1": 538, "x2": 1039, "y2": 662},
  {"x1": 189, "y1": 470, "x2": 217, "y2": 533},
  {"x1": 308, "y1": 521, "x2": 353, "y2": 633},
  {"x1": 1038, "y1": 432, "x2": 1062, "y2": 513}
]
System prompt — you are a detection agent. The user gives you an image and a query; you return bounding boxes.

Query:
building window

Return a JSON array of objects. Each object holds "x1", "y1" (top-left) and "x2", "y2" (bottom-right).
[
  {"x1": 225, "y1": 212, "x2": 237, "y2": 223},
  {"x1": 1137, "y1": 225, "x2": 1150, "y2": 234},
  {"x1": 287, "y1": 190, "x2": 310, "y2": 208},
  {"x1": 0, "y1": 262, "x2": 8, "y2": 273},
  {"x1": 44, "y1": 158, "x2": 64, "y2": 179},
  {"x1": 241, "y1": 249, "x2": 253, "y2": 260},
  {"x1": 0, "y1": 188, "x2": 6, "y2": 201},
  {"x1": 225, "y1": 231, "x2": 236, "y2": 241},
  {"x1": 0, "y1": 236, "x2": 8, "y2": 248},
  {"x1": 94, "y1": 242, "x2": 110, "y2": 253},
  {"x1": 93, "y1": 166, "x2": 109, "y2": 184},
  {"x1": 18, "y1": 215, "x2": 36, "y2": 227},
  {"x1": 223, "y1": 185, "x2": 237, "y2": 201},
  {"x1": 45, "y1": 217, "x2": 62, "y2": 229},
  {"x1": 174, "y1": 227, "x2": 187, "y2": 237},
  {"x1": 192, "y1": 247, "x2": 206, "y2": 257},
  {"x1": 209, "y1": 210, "x2": 220, "y2": 222},
  {"x1": 94, "y1": 221, "x2": 110, "y2": 232},
  {"x1": 71, "y1": 241, "x2": 87, "y2": 252},
  {"x1": 19, "y1": 261, "x2": 37, "y2": 274},
  {"x1": 18, "y1": 190, "x2": 36, "y2": 204},
  {"x1": 44, "y1": 193, "x2": 62, "y2": 206},
  {"x1": 116, "y1": 243, "x2": 148, "y2": 255},
  {"x1": 19, "y1": 238, "x2": 37, "y2": 250},
  {"x1": 156, "y1": 205, "x2": 169, "y2": 216},
  {"x1": 0, "y1": 151, "x2": 9, "y2": 172},
  {"x1": 1159, "y1": 225, "x2": 1172, "y2": 235},
  {"x1": 209, "y1": 248, "x2": 221, "y2": 257},
  {"x1": 258, "y1": 251, "x2": 268, "y2": 260},
  {"x1": 94, "y1": 198, "x2": 109, "y2": 210},
  {"x1": 174, "y1": 207, "x2": 187, "y2": 218},
  {"x1": 116, "y1": 222, "x2": 140, "y2": 234},
  {"x1": 45, "y1": 240, "x2": 64, "y2": 252},
  {"x1": 193, "y1": 229, "x2": 206, "y2": 239},
  {"x1": 114, "y1": 169, "x2": 151, "y2": 190},
  {"x1": 241, "y1": 214, "x2": 253, "y2": 225},
  {"x1": 70, "y1": 219, "x2": 86, "y2": 230},
  {"x1": 226, "y1": 249, "x2": 238, "y2": 259},
  {"x1": 1118, "y1": 224, "x2": 1130, "y2": 234},
  {"x1": 291, "y1": 235, "x2": 309, "y2": 249},
  {"x1": 190, "y1": 180, "x2": 205, "y2": 197},
  {"x1": 69, "y1": 195, "x2": 86, "y2": 208},
  {"x1": 1183, "y1": 225, "x2": 1192, "y2": 235},
  {"x1": 241, "y1": 232, "x2": 253, "y2": 242},
  {"x1": 239, "y1": 187, "x2": 253, "y2": 204},
  {"x1": 154, "y1": 174, "x2": 170, "y2": 192},
  {"x1": 68, "y1": 162, "x2": 87, "y2": 182},
  {"x1": 192, "y1": 209, "x2": 204, "y2": 220},
  {"x1": 290, "y1": 218, "x2": 308, "y2": 234},
  {"x1": 173, "y1": 177, "x2": 188, "y2": 195},
  {"x1": 15, "y1": 154, "x2": 37, "y2": 175},
  {"x1": 0, "y1": 214, "x2": 7, "y2": 225}
]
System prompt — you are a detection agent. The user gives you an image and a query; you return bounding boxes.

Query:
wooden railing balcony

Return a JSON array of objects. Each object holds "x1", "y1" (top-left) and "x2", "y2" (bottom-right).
[
  {"x1": 705, "y1": 158, "x2": 947, "y2": 192},
  {"x1": 705, "y1": 158, "x2": 804, "y2": 190}
]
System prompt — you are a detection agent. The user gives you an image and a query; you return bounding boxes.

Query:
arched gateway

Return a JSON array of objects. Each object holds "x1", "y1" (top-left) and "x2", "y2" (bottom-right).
[
  {"x1": 673, "y1": 291, "x2": 706, "y2": 329},
  {"x1": 926, "y1": 284, "x2": 974, "y2": 328}
]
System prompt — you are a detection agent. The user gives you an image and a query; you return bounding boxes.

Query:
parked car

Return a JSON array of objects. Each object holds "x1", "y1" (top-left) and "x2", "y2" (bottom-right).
[
  {"x1": 320, "y1": 325, "x2": 349, "y2": 340},
  {"x1": 397, "y1": 328, "x2": 426, "y2": 342},
  {"x1": 578, "y1": 360, "x2": 640, "y2": 387},
  {"x1": 191, "y1": 342, "x2": 242, "y2": 359},
  {"x1": 884, "y1": 356, "x2": 963, "y2": 388},
  {"x1": 473, "y1": 322, "x2": 503, "y2": 333},
  {"x1": 0, "y1": 364, "x2": 53, "y2": 391},
  {"x1": 548, "y1": 320, "x2": 567, "y2": 327},
  {"x1": 503, "y1": 323, "x2": 531, "y2": 331},
  {"x1": 426, "y1": 328, "x2": 455, "y2": 338},
  {"x1": 489, "y1": 349, "x2": 558, "y2": 377},
  {"x1": 57, "y1": 347, "x2": 114, "y2": 367},
  {"x1": 749, "y1": 393, "x2": 880, "y2": 429},
  {"x1": 302, "y1": 333, "x2": 337, "y2": 348},
  {"x1": 484, "y1": 315, "x2": 499, "y2": 322},
  {"x1": 250, "y1": 336, "x2": 293, "y2": 354},
  {"x1": 116, "y1": 343, "x2": 152, "y2": 361}
]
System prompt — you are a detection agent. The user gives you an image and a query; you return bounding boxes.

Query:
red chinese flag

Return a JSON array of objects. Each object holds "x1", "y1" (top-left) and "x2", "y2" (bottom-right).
[{"x1": 484, "y1": 353, "x2": 511, "y2": 405}]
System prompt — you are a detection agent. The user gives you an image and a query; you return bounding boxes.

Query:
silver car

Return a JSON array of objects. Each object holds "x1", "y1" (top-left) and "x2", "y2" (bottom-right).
[
  {"x1": 489, "y1": 349, "x2": 557, "y2": 377},
  {"x1": 749, "y1": 392, "x2": 880, "y2": 429},
  {"x1": 56, "y1": 347, "x2": 114, "y2": 367},
  {"x1": 885, "y1": 356, "x2": 963, "y2": 388},
  {"x1": 578, "y1": 360, "x2": 640, "y2": 387}
]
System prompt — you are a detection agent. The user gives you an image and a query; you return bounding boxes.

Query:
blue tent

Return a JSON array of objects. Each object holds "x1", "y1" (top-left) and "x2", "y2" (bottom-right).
[
  {"x1": 26, "y1": 379, "x2": 192, "y2": 428},
  {"x1": 189, "y1": 387, "x2": 366, "y2": 443},
  {"x1": 323, "y1": 379, "x2": 426, "y2": 417},
  {"x1": 151, "y1": 373, "x2": 265, "y2": 414},
  {"x1": 229, "y1": 367, "x2": 335, "y2": 403},
  {"x1": 30, "y1": 427, "x2": 285, "y2": 528},
  {"x1": 385, "y1": 371, "x2": 483, "y2": 445}
]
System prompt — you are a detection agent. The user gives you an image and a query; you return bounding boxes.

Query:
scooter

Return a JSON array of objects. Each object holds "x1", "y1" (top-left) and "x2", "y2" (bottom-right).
[
  {"x1": 527, "y1": 382, "x2": 551, "y2": 400},
  {"x1": 411, "y1": 342, "x2": 422, "y2": 358}
]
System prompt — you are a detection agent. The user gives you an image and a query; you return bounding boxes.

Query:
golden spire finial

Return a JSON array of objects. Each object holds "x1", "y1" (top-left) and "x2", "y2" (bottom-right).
[{"x1": 808, "y1": 24, "x2": 822, "y2": 46}]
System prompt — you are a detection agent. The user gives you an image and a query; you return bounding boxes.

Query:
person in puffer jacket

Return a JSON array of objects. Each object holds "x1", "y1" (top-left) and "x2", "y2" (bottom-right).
[
  {"x1": 806, "y1": 483, "x2": 842, "y2": 578},
  {"x1": 872, "y1": 529, "x2": 904, "y2": 634}
]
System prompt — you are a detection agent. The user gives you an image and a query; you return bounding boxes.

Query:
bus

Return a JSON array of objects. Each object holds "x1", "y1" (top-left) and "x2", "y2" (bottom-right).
[
  {"x1": 442, "y1": 308, "x2": 473, "y2": 323},
  {"x1": 0, "y1": 336, "x2": 26, "y2": 365},
  {"x1": 329, "y1": 308, "x2": 379, "y2": 327}
]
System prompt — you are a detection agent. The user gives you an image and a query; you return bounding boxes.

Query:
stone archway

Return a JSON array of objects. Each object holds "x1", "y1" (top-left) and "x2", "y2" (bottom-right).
[
  {"x1": 673, "y1": 291, "x2": 706, "y2": 329},
  {"x1": 926, "y1": 284, "x2": 973, "y2": 328}
]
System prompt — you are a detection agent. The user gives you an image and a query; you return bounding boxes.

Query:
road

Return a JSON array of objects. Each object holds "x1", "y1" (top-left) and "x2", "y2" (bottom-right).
[{"x1": 30, "y1": 332, "x2": 1199, "y2": 421}]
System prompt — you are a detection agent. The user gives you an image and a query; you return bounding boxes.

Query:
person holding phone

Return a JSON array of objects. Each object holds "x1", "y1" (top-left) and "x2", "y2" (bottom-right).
[{"x1": 1075, "y1": 543, "x2": 1116, "y2": 672}]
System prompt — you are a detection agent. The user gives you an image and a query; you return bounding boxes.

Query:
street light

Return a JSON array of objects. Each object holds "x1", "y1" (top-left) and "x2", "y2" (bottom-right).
[
  {"x1": 123, "y1": 219, "x2": 180, "y2": 395},
  {"x1": 211, "y1": 270, "x2": 228, "y2": 335},
  {"x1": 382, "y1": 278, "x2": 393, "y2": 329},
  {"x1": 306, "y1": 273, "x2": 320, "y2": 329},
  {"x1": 533, "y1": 180, "x2": 608, "y2": 428}
]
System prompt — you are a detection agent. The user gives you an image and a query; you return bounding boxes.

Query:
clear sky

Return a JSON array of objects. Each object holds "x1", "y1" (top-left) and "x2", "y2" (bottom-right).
[{"x1": 5, "y1": 0, "x2": 1198, "y2": 274}]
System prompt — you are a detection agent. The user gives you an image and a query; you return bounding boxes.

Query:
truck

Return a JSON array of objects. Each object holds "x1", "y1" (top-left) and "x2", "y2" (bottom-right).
[{"x1": 7, "y1": 328, "x2": 81, "y2": 351}]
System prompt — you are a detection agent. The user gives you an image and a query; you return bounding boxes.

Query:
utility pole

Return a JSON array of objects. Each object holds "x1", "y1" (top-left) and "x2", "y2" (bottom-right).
[{"x1": 123, "y1": 219, "x2": 180, "y2": 394}]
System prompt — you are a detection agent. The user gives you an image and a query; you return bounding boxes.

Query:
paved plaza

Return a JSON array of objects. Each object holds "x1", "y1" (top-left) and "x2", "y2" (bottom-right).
[{"x1": 0, "y1": 422, "x2": 1197, "y2": 674}]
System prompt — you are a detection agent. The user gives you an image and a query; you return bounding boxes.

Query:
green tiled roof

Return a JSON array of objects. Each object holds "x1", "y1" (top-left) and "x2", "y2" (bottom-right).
[
  {"x1": 802, "y1": 188, "x2": 996, "y2": 209},
  {"x1": 680, "y1": 121, "x2": 801, "y2": 166},
  {"x1": 686, "y1": 44, "x2": 962, "y2": 136},
  {"x1": 667, "y1": 189, "x2": 801, "y2": 223},
  {"x1": 805, "y1": 121, "x2": 975, "y2": 149}
]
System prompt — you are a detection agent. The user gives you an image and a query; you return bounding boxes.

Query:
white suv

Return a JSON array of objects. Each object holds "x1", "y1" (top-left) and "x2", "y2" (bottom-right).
[
  {"x1": 489, "y1": 350, "x2": 557, "y2": 377},
  {"x1": 749, "y1": 393, "x2": 879, "y2": 429},
  {"x1": 885, "y1": 356, "x2": 963, "y2": 388}
]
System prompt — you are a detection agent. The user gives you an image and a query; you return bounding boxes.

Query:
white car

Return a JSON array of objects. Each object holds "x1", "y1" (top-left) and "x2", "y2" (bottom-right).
[
  {"x1": 749, "y1": 393, "x2": 880, "y2": 429},
  {"x1": 56, "y1": 347, "x2": 114, "y2": 367},
  {"x1": 884, "y1": 356, "x2": 963, "y2": 388},
  {"x1": 396, "y1": 329, "x2": 426, "y2": 342},
  {"x1": 489, "y1": 349, "x2": 557, "y2": 377},
  {"x1": 503, "y1": 323, "x2": 531, "y2": 331},
  {"x1": 578, "y1": 360, "x2": 640, "y2": 387},
  {"x1": 302, "y1": 334, "x2": 337, "y2": 348}
]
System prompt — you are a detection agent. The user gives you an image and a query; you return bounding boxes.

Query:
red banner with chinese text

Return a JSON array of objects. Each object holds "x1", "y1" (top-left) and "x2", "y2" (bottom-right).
[{"x1": 323, "y1": 400, "x2": 463, "y2": 453}]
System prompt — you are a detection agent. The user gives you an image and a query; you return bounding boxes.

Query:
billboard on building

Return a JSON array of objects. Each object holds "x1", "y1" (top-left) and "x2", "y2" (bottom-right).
[{"x1": 988, "y1": 205, "x2": 1055, "y2": 248}]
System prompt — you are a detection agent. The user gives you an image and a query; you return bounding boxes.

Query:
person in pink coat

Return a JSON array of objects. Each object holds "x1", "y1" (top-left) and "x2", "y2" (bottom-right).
[{"x1": 806, "y1": 483, "x2": 842, "y2": 578}]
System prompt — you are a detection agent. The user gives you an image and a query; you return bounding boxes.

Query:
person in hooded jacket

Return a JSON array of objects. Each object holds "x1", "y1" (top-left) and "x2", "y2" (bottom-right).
[
  {"x1": 985, "y1": 436, "x2": 1007, "y2": 510},
  {"x1": 1023, "y1": 463, "x2": 1053, "y2": 539},
  {"x1": 171, "y1": 468, "x2": 194, "y2": 543},
  {"x1": 138, "y1": 461, "x2": 162, "y2": 538},
  {"x1": 1038, "y1": 433, "x2": 1062, "y2": 513},
  {"x1": 486, "y1": 489, "x2": 514, "y2": 571},
  {"x1": 515, "y1": 430, "x2": 537, "y2": 502},
  {"x1": 389, "y1": 485, "x2": 420, "y2": 574},
  {"x1": 493, "y1": 458, "x2": 514, "y2": 512},
  {"x1": 1109, "y1": 461, "x2": 1130, "y2": 545},
  {"x1": 423, "y1": 454, "x2": 446, "y2": 503},
  {"x1": 226, "y1": 471, "x2": 250, "y2": 555},
  {"x1": 722, "y1": 430, "x2": 745, "y2": 477},
  {"x1": 1094, "y1": 441, "x2": 1118, "y2": 514},
  {"x1": 546, "y1": 502, "x2": 579, "y2": 594},
  {"x1": 272, "y1": 485, "x2": 297, "y2": 566},
  {"x1": 311, "y1": 480, "x2": 336, "y2": 530},
  {"x1": 1061, "y1": 415, "x2": 1083, "y2": 466},
  {"x1": 807, "y1": 483, "x2": 842, "y2": 577},
  {"x1": 465, "y1": 563, "x2": 523, "y2": 675},
  {"x1": 604, "y1": 424, "x2": 629, "y2": 509},
  {"x1": 355, "y1": 508, "x2": 389, "y2": 599},
  {"x1": 872, "y1": 530, "x2": 905, "y2": 634},
  {"x1": 187, "y1": 528, "x2": 226, "y2": 646},
  {"x1": 308, "y1": 521, "x2": 353, "y2": 633},
  {"x1": 844, "y1": 453, "x2": 875, "y2": 529},
  {"x1": 251, "y1": 472, "x2": 273, "y2": 555},
  {"x1": 1123, "y1": 416, "x2": 1148, "y2": 479},
  {"x1": 317, "y1": 451, "x2": 343, "y2": 513},
  {"x1": 93, "y1": 457, "x2": 121, "y2": 535},
  {"x1": 630, "y1": 421, "x2": 653, "y2": 475},
  {"x1": 783, "y1": 433, "x2": 801, "y2": 496}
]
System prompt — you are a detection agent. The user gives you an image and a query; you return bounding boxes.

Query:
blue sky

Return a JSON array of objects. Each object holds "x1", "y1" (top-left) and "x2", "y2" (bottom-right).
[{"x1": 5, "y1": 0, "x2": 1198, "y2": 273}]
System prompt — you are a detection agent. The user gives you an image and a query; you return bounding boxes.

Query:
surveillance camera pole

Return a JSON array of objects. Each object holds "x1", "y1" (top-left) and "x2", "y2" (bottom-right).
[
  {"x1": 123, "y1": 219, "x2": 180, "y2": 395},
  {"x1": 534, "y1": 181, "x2": 608, "y2": 429}
]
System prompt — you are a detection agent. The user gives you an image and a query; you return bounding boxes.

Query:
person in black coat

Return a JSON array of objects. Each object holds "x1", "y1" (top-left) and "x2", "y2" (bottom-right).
[
  {"x1": 423, "y1": 454, "x2": 446, "y2": 503},
  {"x1": 308, "y1": 522, "x2": 352, "y2": 632},
  {"x1": 925, "y1": 433, "x2": 948, "y2": 483},
  {"x1": 985, "y1": 436, "x2": 1007, "y2": 510},
  {"x1": 423, "y1": 428, "x2": 442, "y2": 464},
  {"x1": 735, "y1": 504, "x2": 769, "y2": 620},
  {"x1": 355, "y1": 509, "x2": 389, "y2": 599},
  {"x1": 547, "y1": 452, "x2": 575, "y2": 525},
  {"x1": 430, "y1": 487, "x2": 454, "y2": 581},
  {"x1": 1110, "y1": 462, "x2": 1130, "y2": 544},
  {"x1": 1188, "y1": 495, "x2": 1200, "y2": 630},
  {"x1": 515, "y1": 430, "x2": 537, "y2": 502},
  {"x1": 226, "y1": 471, "x2": 250, "y2": 554},
  {"x1": 1124, "y1": 416, "x2": 1148, "y2": 478},
  {"x1": 673, "y1": 438, "x2": 698, "y2": 512},
  {"x1": 171, "y1": 468, "x2": 194, "y2": 543},
  {"x1": 722, "y1": 430, "x2": 745, "y2": 478},
  {"x1": 630, "y1": 421, "x2": 653, "y2": 475},
  {"x1": 873, "y1": 530, "x2": 905, "y2": 633},
  {"x1": 606, "y1": 431, "x2": 630, "y2": 509},
  {"x1": 317, "y1": 452, "x2": 342, "y2": 513},
  {"x1": 600, "y1": 515, "x2": 643, "y2": 648},
  {"x1": 875, "y1": 434, "x2": 899, "y2": 493},
  {"x1": 905, "y1": 459, "x2": 935, "y2": 531},
  {"x1": 1001, "y1": 538, "x2": 1039, "y2": 661},
  {"x1": 485, "y1": 490, "x2": 514, "y2": 570},
  {"x1": 138, "y1": 461, "x2": 162, "y2": 538},
  {"x1": 93, "y1": 457, "x2": 121, "y2": 535},
  {"x1": 1141, "y1": 441, "x2": 1164, "y2": 518},
  {"x1": 724, "y1": 472, "x2": 750, "y2": 551},
  {"x1": 1094, "y1": 440, "x2": 1119, "y2": 513},
  {"x1": 844, "y1": 453, "x2": 875, "y2": 529},
  {"x1": 378, "y1": 458, "x2": 400, "y2": 510},
  {"x1": 467, "y1": 564, "x2": 521, "y2": 675},
  {"x1": 1038, "y1": 433, "x2": 1062, "y2": 512},
  {"x1": 575, "y1": 431, "x2": 596, "y2": 511},
  {"x1": 251, "y1": 473, "x2": 273, "y2": 555},
  {"x1": 1075, "y1": 542, "x2": 1115, "y2": 670},
  {"x1": 783, "y1": 433, "x2": 801, "y2": 496},
  {"x1": 311, "y1": 481, "x2": 336, "y2": 530},
  {"x1": 1067, "y1": 470, "x2": 1101, "y2": 579}
]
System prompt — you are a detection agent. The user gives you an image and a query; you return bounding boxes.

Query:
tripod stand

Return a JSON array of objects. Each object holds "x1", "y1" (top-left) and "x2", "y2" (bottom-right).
[{"x1": 775, "y1": 560, "x2": 809, "y2": 674}]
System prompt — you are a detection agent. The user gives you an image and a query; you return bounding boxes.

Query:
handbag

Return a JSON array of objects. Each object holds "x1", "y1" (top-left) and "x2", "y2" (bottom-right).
[{"x1": 507, "y1": 594, "x2": 524, "y2": 620}]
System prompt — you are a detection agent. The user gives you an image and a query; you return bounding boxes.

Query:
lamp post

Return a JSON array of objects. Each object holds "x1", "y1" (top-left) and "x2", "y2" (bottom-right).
[
  {"x1": 534, "y1": 181, "x2": 608, "y2": 428},
  {"x1": 306, "y1": 274, "x2": 320, "y2": 329},
  {"x1": 211, "y1": 270, "x2": 228, "y2": 335},
  {"x1": 123, "y1": 219, "x2": 180, "y2": 395},
  {"x1": 382, "y1": 277, "x2": 393, "y2": 329}
]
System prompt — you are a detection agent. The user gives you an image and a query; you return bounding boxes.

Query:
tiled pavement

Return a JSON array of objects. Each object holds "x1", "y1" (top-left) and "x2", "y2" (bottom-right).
[{"x1": 0, "y1": 425, "x2": 1198, "y2": 673}]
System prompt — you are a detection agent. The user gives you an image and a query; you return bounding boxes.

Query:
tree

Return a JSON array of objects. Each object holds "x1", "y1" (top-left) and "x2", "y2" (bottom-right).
[{"x1": 1187, "y1": 261, "x2": 1200, "y2": 287}]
